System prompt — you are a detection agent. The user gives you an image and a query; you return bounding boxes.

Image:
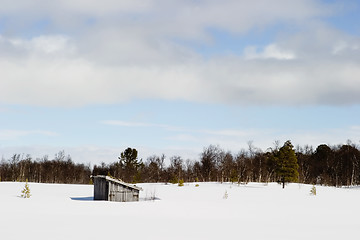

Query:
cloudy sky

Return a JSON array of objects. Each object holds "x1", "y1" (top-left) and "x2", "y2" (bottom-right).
[{"x1": 1, "y1": 0, "x2": 360, "y2": 164}]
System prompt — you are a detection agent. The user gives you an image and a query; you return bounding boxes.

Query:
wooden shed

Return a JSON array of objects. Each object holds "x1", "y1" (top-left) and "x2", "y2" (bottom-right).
[{"x1": 92, "y1": 175, "x2": 142, "y2": 202}]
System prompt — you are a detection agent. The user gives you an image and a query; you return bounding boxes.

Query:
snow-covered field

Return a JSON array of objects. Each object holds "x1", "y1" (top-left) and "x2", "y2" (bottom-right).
[{"x1": 1, "y1": 181, "x2": 359, "y2": 240}]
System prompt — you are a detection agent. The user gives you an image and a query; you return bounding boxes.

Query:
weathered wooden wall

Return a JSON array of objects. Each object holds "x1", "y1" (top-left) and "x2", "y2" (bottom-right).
[
  {"x1": 93, "y1": 177, "x2": 108, "y2": 200},
  {"x1": 93, "y1": 176, "x2": 140, "y2": 202},
  {"x1": 108, "y1": 183, "x2": 139, "y2": 202}
]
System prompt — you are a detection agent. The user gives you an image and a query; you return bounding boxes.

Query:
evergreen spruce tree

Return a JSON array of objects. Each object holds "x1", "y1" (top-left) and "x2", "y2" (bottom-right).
[
  {"x1": 21, "y1": 179, "x2": 31, "y2": 198},
  {"x1": 273, "y1": 140, "x2": 299, "y2": 188},
  {"x1": 118, "y1": 147, "x2": 143, "y2": 182}
]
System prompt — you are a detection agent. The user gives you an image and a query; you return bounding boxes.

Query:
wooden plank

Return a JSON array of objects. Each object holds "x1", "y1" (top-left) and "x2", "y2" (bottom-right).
[{"x1": 93, "y1": 175, "x2": 141, "y2": 202}]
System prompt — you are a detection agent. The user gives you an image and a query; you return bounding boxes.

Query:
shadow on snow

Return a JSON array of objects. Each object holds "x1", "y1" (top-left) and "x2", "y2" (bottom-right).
[{"x1": 70, "y1": 196, "x2": 94, "y2": 201}]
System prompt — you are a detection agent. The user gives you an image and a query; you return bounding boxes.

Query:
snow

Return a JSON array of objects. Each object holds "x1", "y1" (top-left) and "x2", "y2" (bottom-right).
[{"x1": 1, "y1": 181, "x2": 359, "y2": 240}]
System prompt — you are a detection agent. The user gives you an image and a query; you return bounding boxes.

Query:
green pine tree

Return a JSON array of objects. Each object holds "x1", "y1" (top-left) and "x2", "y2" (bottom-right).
[
  {"x1": 21, "y1": 179, "x2": 31, "y2": 198},
  {"x1": 178, "y1": 179, "x2": 184, "y2": 187},
  {"x1": 118, "y1": 147, "x2": 143, "y2": 182},
  {"x1": 273, "y1": 140, "x2": 299, "y2": 188}
]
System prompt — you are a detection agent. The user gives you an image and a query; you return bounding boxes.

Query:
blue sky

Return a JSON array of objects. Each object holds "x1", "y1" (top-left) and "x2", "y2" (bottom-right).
[{"x1": 1, "y1": 0, "x2": 360, "y2": 164}]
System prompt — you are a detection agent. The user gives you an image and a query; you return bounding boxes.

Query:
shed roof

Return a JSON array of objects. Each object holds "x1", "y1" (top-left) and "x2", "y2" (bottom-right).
[{"x1": 92, "y1": 175, "x2": 143, "y2": 191}]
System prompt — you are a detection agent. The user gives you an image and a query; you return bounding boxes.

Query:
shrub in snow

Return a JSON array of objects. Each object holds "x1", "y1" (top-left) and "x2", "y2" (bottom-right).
[
  {"x1": 178, "y1": 179, "x2": 184, "y2": 187},
  {"x1": 195, "y1": 184, "x2": 199, "y2": 187},
  {"x1": 145, "y1": 189, "x2": 157, "y2": 201},
  {"x1": 223, "y1": 190, "x2": 228, "y2": 199},
  {"x1": 310, "y1": 185, "x2": 317, "y2": 196},
  {"x1": 21, "y1": 179, "x2": 31, "y2": 198},
  {"x1": 170, "y1": 176, "x2": 178, "y2": 184}
]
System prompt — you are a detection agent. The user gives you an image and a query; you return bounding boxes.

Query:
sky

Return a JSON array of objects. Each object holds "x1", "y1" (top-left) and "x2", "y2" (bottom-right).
[{"x1": 1, "y1": 0, "x2": 360, "y2": 165}]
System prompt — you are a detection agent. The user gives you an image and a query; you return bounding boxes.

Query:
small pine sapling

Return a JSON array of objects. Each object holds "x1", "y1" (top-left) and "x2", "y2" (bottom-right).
[
  {"x1": 310, "y1": 185, "x2": 317, "y2": 196},
  {"x1": 21, "y1": 179, "x2": 31, "y2": 198},
  {"x1": 170, "y1": 176, "x2": 178, "y2": 184},
  {"x1": 178, "y1": 179, "x2": 184, "y2": 187},
  {"x1": 195, "y1": 184, "x2": 199, "y2": 187}
]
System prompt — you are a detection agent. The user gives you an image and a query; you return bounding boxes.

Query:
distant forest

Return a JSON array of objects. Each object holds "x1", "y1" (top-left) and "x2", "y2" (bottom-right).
[{"x1": 1, "y1": 141, "x2": 360, "y2": 187}]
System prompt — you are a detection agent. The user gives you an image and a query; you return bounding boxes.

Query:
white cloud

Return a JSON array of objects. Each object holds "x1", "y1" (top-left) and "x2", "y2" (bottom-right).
[
  {"x1": 101, "y1": 120, "x2": 186, "y2": 131},
  {"x1": 1, "y1": 124, "x2": 359, "y2": 164},
  {"x1": 166, "y1": 134, "x2": 200, "y2": 143},
  {"x1": 102, "y1": 120, "x2": 266, "y2": 138},
  {"x1": 332, "y1": 40, "x2": 360, "y2": 55},
  {"x1": 0, "y1": 0, "x2": 359, "y2": 106},
  {"x1": 31, "y1": 35, "x2": 74, "y2": 54},
  {"x1": 0, "y1": 144, "x2": 200, "y2": 165},
  {"x1": 0, "y1": 145, "x2": 119, "y2": 164},
  {"x1": 1, "y1": 34, "x2": 75, "y2": 56},
  {"x1": 102, "y1": 120, "x2": 153, "y2": 128},
  {"x1": 0, "y1": 129, "x2": 57, "y2": 140},
  {"x1": 244, "y1": 44, "x2": 296, "y2": 60},
  {"x1": 102, "y1": 120, "x2": 176, "y2": 129},
  {"x1": 0, "y1": 0, "x2": 333, "y2": 36},
  {"x1": 101, "y1": 119, "x2": 277, "y2": 151}
]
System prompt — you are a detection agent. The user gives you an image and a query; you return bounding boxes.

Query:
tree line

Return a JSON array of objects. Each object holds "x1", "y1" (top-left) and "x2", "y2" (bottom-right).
[
  {"x1": 1, "y1": 141, "x2": 360, "y2": 187},
  {"x1": 0, "y1": 151, "x2": 91, "y2": 184}
]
